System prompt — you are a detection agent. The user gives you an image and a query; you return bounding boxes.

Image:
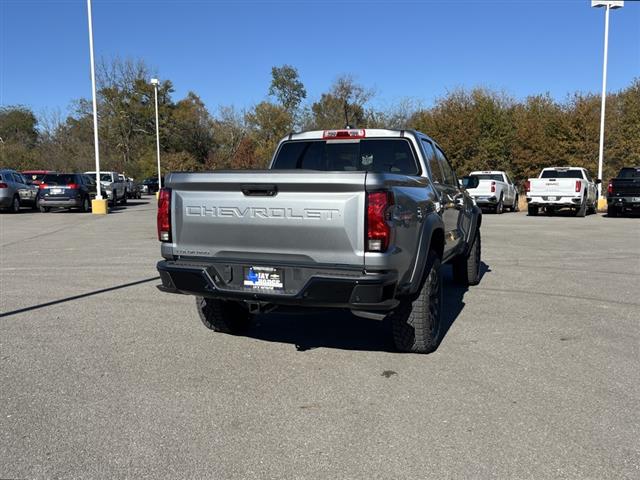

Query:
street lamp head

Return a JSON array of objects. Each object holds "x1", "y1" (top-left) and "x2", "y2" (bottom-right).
[
  {"x1": 150, "y1": 78, "x2": 159, "y2": 85},
  {"x1": 591, "y1": 1, "x2": 624, "y2": 8}
]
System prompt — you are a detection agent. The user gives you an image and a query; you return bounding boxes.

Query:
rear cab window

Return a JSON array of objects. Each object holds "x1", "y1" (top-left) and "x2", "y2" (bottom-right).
[
  {"x1": 619, "y1": 168, "x2": 640, "y2": 179},
  {"x1": 272, "y1": 138, "x2": 419, "y2": 175},
  {"x1": 471, "y1": 174, "x2": 504, "y2": 182},
  {"x1": 540, "y1": 169, "x2": 584, "y2": 179}
]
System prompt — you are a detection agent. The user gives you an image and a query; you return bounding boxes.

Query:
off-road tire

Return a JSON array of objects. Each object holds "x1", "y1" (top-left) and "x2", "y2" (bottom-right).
[
  {"x1": 195, "y1": 297, "x2": 253, "y2": 334},
  {"x1": 528, "y1": 204, "x2": 538, "y2": 216},
  {"x1": 452, "y1": 229, "x2": 481, "y2": 287},
  {"x1": 390, "y1": 251, "x2": 442, "y2": 354}
]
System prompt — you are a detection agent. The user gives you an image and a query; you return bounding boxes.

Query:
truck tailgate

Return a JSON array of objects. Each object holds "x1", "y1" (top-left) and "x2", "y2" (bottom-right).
[
  {"x1": 467, "y1": 180, "x2": 495, "y2": 196},
  {"x1": 167, "y1": 171, "x2": 366, "y2": 267},
  {"x1": 529, "y1": 178, "x2": 577, "y2": 196}
]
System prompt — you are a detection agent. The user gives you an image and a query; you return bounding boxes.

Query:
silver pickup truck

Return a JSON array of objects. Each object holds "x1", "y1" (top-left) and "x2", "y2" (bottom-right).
[{"x1": 156, "y1": 129, "x2": 482, "y2": 353}]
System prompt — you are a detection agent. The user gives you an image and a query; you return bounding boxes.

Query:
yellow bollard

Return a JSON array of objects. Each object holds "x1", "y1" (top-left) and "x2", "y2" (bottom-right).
[
  {"x1": 597, "y1": 197, "x2": 608, "y2": 212},
  {"x1": 155, "y1": 191, "x2": 160, "y2": 200},
  {"x1": 91, "y1": 198, "x2": 108, "y2": 215}
]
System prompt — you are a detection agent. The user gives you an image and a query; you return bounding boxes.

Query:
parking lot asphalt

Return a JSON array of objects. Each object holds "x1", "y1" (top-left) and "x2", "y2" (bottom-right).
[{"x1": 1, "y1": 200, "x2": 639, "y2": 479}]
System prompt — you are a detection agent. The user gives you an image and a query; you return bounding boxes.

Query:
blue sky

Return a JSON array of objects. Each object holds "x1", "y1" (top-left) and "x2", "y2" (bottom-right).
[{"x1": 1, "y1": 0, "x2": 639, "y2": 118}]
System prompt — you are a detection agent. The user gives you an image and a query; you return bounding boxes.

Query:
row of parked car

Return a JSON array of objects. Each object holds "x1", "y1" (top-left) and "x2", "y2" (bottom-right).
[
  {"x1": 0, "y1": 168, "x2": 160, "y2": 213},
  {"x1": 463, "y1": 166, "x2": 639, "y2": 217}
]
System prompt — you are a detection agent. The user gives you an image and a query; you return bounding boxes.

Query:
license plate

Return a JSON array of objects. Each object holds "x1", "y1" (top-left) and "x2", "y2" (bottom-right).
[
  {"x1": 51, "y1": 188, "x2": 62, "y2": 194},
  {"x1": 548, "y1": 196, "x2": 557, "y2": 201},
  {"x1": 243, "y1": 266, "x2": 284, "y2": 290}
]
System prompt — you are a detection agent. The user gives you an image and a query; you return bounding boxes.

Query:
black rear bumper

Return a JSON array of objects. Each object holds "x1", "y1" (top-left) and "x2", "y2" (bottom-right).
[
  {"x1": 157, "y1": 260, "x2": 399, "y2": 311},
  {"x1": 608, "y1": 196, "x2": 640, "y2": 208}
]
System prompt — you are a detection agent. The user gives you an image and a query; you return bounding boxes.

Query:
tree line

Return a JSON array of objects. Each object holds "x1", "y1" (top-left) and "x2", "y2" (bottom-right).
[{"x1": 1, "y1": 58, "x2": 638, "y2": 185}]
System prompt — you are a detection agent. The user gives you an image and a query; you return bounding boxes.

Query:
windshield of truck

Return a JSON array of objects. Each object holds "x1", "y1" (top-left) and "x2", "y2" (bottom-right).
[
  {"x1": 272, "y1": 139, "x2": 419, "y2": 175},
  {"x1": 470, "y1": 174, "x2": 503, "y2": 182},
  {"x1": 42, "y1": 174, "x2": 77, "y2": 185},
  {"x1": 540, "y1": 169, "x2": 583, "y2": 179},
  {"x1": 618, "y1": 168, "x2": 640, "y2": 179}
]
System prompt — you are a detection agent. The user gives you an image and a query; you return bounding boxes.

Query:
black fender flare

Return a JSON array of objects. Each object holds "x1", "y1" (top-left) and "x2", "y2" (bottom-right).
[
  {"x1": 463, "y1": 205, "x2": 482, "y2": 256},
  {"x1": 402, "y1": 212, "x2": 445, "y2": 297}
]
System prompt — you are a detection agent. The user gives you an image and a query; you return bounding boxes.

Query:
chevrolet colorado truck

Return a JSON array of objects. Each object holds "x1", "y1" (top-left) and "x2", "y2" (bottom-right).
[
  {"x1": 607, "y1": 166, "x2": 640, "y2": 217},
  {"x1": 156, "y1": 129, "x2": 483, "y2": 353},
  {"x1": 525, "y1": 167, "x2": 599, "y2": 217},
  {"x1": 465, "y1": 170, "x2": 519, "y2": 213}
]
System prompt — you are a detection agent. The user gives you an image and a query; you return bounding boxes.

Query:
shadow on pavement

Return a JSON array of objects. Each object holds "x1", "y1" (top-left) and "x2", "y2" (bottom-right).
[
  {"x1": 0, "y1": 276, "x2": 160, "y2": 318},
  {"x1": 243, "y1": 261, "x2": 491, "y2": 353}
]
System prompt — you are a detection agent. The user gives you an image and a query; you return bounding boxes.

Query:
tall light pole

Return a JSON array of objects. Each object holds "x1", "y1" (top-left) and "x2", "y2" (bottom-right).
[
  {"x1": 151, "y1": 78, "x2": 162, "y2": 196},
  {"x1": 86, "y1": 0, "x2": 107, "y2": 214},
  {"x1": 592, "y1": 0, "x2": 624, "y2": 209}
]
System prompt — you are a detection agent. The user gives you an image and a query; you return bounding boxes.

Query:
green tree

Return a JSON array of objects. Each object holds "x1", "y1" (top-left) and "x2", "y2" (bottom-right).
[
  {"x1": 269, "y1": 65, "x2": 306, "y2": 114},
  {"x1": 310, "y1": 75, "x2": 373, "y2": 129}
]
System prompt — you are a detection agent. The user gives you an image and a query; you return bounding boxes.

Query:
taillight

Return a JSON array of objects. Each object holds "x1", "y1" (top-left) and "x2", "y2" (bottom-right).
[
  {"x1": 366, "y1": 191, "x2": 393, "y2": 252},
  {"x1": 575, "y1": 180, "x2": 582, "y2": 193},
  {"x1": 67, "y1": 183, "x2": 79, "y2": 190},
  {"x1": 0, "y1": 182, "x2": 7, "y2": 189},
  {"x1": 524, "y1": 180, "x2": 531, "y2": 192},
  {"x1": 39, "y1": 183, "x2": 47, "y2": 189},
  {"x1": 607, "y1": 181, "x2": 613, "y2": 195},
  {"x1": 323, "y1": 129, "x2": 366, "y2": 139},
  {"x1": 491, "y1": 181, "x2": 496, "y2": 193},
  {"x1": 157, "y1": 188, "x2": 171, "y2": 242}
]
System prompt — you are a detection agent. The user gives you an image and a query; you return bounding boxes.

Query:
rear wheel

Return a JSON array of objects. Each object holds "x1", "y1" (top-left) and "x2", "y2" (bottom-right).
[
  {"x1": 81, "y1": 196, "x2": 90, "y2": 213},
  {"x1": 195, "y1": 297, "x2": 253, "y2": 334},
  {"x1": 575, "y1": 197, "x2": 587, "y2": 217},
  {"x1": 453, "y1": 229, "x2": 481, "y2": 287},
  {"x1": 512, "y1": 195, "x2": 519, "y2": 212},
  {"x1": 39, "y1": 205, "x2": 50, "y2": 213},
  {"x1": 390, "y1": 250, "x2": 442, "y2": 354},
  {"x1": 121, "y1": 191, "x2": 127, "y2": 205},
  {"x1": 528, "y1": 204, "x2": 538, "y2": 216},
  {"x1": 495, "y1": 195, "x2": 504, "y2": 214},
  {"x1": 10, "y1": 195, "x2": 20, "y2": 213},
  {"x1": 607, "y1": 205, "x2": 618, "y2": 217}
]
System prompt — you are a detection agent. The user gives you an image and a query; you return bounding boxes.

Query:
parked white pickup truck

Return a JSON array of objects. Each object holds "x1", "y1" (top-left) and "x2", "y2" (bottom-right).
[
  {"x1": 465, "y1": 171, "x2": 518, "y2": 213},
  {"x1": 525, "y1": 167, "x2": 600, "y2": 217}
]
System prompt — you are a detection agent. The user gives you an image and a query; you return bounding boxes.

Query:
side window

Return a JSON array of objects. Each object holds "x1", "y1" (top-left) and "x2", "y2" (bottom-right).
[
  {"x1": 6, "y1": 173, "x2": 15, "y2": 183},
  {"x1": 421, "y1": 139, "x2": 444, "y2": 184},
  {"x1": 434, "y1": 146, "x2": 457, "y2": 186}
]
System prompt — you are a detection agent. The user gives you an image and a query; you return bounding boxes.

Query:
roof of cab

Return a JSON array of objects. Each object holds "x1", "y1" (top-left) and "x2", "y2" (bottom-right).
[{"x1": 282, "y1": 128, "x2": 433, "y2": 143}]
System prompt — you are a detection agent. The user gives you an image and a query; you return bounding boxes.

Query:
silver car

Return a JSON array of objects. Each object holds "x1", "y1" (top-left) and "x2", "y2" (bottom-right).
[{"x1": 0, "y1": 169, "x2": 39, "y2": 212}]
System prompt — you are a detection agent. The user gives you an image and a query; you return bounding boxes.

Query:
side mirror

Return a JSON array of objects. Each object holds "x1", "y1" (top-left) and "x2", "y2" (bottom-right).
[
  {"x1": 460, "y1": 176, "x2": 479, "y2": 189},
  {"x1": 595, "y1": 179, "x2": 602, "y2": 184}
]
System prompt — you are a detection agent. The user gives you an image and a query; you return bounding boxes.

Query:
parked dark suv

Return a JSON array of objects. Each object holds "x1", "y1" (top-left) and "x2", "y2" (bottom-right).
[
  {"x1": 142, "y1": 177, "x2": 159, "y2": 194},
  {"x1": 39, "y1": 173, "x2": 101, "y2": 212}
]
